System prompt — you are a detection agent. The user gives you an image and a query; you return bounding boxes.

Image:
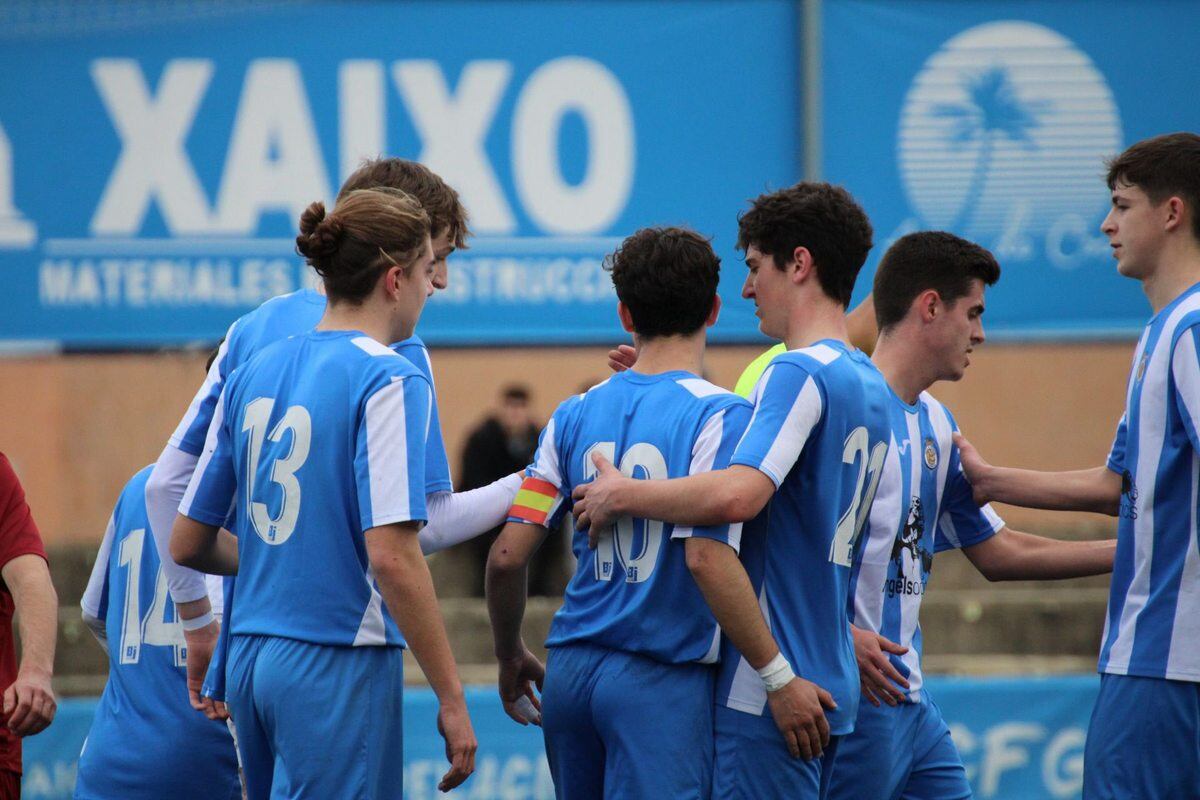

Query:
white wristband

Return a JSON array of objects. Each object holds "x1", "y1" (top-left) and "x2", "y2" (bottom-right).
[
  {"x1": 757, "y1": 653, "x2": 796, "y2": 693},
  {"x1": 180, "y1": 611, "x2": 215, "y2": 631}
]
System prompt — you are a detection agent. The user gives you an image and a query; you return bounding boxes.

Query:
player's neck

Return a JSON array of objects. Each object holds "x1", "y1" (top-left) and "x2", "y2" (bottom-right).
[
  {"x1": 316, "y1": 301, "x2": 407, "y2": 346},
  {"x1": 781, "y1": 297, "x2": 850, "y2": 351},
  {"x1": 631, "y1": 332, "x2": 706, "y2": 376},
  {"x1": 1142, "y1": 240, "x2": 1200, "y2": 314},
  {"x1": 872, "y1": 333, "x2": 934, "y2": 405}
]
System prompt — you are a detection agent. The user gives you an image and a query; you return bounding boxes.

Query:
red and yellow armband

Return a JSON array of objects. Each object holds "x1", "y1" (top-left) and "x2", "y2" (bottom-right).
[{"x1": 508, "y1": 476, "x2": 561, "y2": 526}]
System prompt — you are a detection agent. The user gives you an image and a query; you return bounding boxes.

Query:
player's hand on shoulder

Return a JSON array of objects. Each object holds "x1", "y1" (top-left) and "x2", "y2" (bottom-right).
[
  {"x1": 607, "y1": 344, "x2": 637, "y2": 373},
  {"x1": 573, "y1": 450, "x2": 625, "y2": 541},
  {"x1": 497, "y1": 645, "x2": 545, "y2": 726},
  {"x1": 953, "y1": 432, "x2": 992, "y2": 505},
  {"x1": 850, "y1": 625, "x2": 909, "y2": 708},
  {"x1": 436, "y1": 697, "x2": 477, "y2": 792},
  {"x1": 765, "y1": 677, "x2": 836, "y2": 761},
  {"x1": 3, "y1": 669, "x2": 56, "y2": 737}
]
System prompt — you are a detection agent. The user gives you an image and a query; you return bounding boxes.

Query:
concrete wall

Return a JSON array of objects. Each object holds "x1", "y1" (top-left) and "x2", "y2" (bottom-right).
[{"x1": 0, "y1": 341, "x2": 1132, "y2": 547}]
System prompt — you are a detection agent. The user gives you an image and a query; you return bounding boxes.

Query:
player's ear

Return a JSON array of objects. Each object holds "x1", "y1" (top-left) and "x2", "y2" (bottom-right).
[
  {"x1": 789, "y1": 247, "x2": 814, "y2": 286},
  {"x1": 1163, "y1": 195, "x2": 1187, "y2": 233},
  {"x1": 706, "y1": 294, "x2": 722, "y2": 328},
  {"x1": 915, "y1": 289, "x2": 940, "y2": 324},
  {"x1": 617, "y1": 301, "x2": 636, "y2": 334},
  {"x1": 382, "y1": 264, "x2": 404, "y2": 300}
]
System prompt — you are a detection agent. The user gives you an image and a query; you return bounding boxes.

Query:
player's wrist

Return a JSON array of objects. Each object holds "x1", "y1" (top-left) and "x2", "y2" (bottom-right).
[{"x1": 758, "y1": 652, "x2": 796, "y2": 693}]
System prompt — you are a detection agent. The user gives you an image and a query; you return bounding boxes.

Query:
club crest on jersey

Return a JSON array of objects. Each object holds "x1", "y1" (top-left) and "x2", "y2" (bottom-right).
[
  {"x1": 923, "y1": 438, "x2": 938, "y2": 470},
  {"x1": 1135, "y1": 352, "x2": 1149, "y2": 383}
]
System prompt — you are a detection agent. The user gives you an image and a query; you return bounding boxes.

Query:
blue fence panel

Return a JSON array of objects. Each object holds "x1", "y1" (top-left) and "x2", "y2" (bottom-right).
[
  {"x1": 23, "y1": 676, "x2": 1100, "y2": 800},
  {"x1": 823, "y1": 0, "x2": 1200, "y2": 339},
  {"x1": 0, "y1": 1, "x2": 796, "y2": 348}
]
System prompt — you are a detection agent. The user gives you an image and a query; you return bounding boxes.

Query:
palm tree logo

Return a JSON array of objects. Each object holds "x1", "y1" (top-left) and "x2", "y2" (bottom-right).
[{"x1": 929, "y1": 66, "x2": 1049, "y2": 233}]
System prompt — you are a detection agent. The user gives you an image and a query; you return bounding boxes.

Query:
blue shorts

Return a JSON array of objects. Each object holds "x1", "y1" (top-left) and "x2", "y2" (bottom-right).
[
  {"x1": 541, "y1": 642, "x2": 715, "y2": 799},
  {"x1": 1084, "y1": 672, "x2": 1200, "y2": 799},
  {"x1": 826, "y1": 691, "x2": 969, "y2": 800},
  {"x1": 226, "y1": 634, "x2": 405, "y2": 800},
  {"x1": 712, "y1": 704, "x2": 841, "y2": 799}
]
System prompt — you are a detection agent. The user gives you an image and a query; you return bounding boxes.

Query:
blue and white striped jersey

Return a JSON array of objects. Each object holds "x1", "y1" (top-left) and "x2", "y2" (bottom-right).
[
  {"x1": 716, "y1": 341, "x2": 891, "y2": 735},
  {"x1": 180, "y1": 330, "x2": 431, "y2": 647},
  {"x1": 848, "y1": 391, "x2": 1002, "y2": 701},
  {"x1": 516, "y1": 370, "x2": 752, "y2": 665},
  {"x1": 1101, "y1": 282, "x2": 1200, "y2": 682},
  {"x1": 168, "y1": 289, "x2": 451, "y2": 494},
  {"x1": 76, "y1": 467, "x2": 239, "y2": 800}
]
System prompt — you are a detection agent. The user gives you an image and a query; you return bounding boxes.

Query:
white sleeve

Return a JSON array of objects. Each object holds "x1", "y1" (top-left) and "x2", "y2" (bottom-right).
[
  {"x1": 81, "y1": 514, "x2": 116, "y2": 646},
  {"x1": 145, "y1": 443, "x2": 212, "y2": 604},
  {"x1": 418, "y1": 472, "x2": 522, "y2": 555}
]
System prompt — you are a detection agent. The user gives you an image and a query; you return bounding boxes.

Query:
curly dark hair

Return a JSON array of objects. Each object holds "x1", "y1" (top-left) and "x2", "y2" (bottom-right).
[
  {"x1": 873, "y1": 231, "x2": 1000, "y2": 331},
  {"x1": 605, "y1": 226, "x2": 720, "y2": 339},
  {"x1": 338, "y1": 158, "x2": 471, "y2": 249},
  {"x1": 1107, "y1": 133, "x2": 1200, "y2": 242},
  {"x1": 736, "y1": 182, "x2": 873, "y2": 307}
]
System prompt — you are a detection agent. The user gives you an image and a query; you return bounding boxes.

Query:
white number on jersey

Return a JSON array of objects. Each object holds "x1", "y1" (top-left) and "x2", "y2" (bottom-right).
[
  {"x1": 829, "y1": 426, "x2": 888, "y2": 566},
  {"x1": 117, "y1": 528, "x2": 186, "y2": 667},
  {"x1": 243, "y1": 397, "x2": 313, "y2": 546},
  {"x1": 585, "y1": 441, "x2": 669, "y2": 584}
]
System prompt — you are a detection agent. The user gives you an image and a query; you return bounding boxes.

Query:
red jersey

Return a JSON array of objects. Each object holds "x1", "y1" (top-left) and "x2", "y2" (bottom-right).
[{"x1": 0, "y1": 453, "x2": 49, "y2": 775}]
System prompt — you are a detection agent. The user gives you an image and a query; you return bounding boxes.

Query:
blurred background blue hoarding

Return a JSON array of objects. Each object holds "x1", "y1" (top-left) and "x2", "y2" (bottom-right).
[
  {"x1": 0, "y1": 0, "x2": 797, "y2": 347},
  {"x1": 824, "y1": 0, "x2": 1200, "y2": 338},
  {"x1": 2, "y1": 0, "x2": 1198, "y2": 347}
]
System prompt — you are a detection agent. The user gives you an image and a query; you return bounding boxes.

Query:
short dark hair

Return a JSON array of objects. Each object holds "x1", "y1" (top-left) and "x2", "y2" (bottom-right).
[
  {"x1": 502, "y1": 385, "x2": 530, "y2": 404},
  {"x1": 1106, "y1": 133, "x2": 1200, "y2": 241},
  {"x1": 337, "y1": 158, "x2": 471, "y2": 249},
  {"x1": 295, "y1": 189, "x2": 430, "y2": 304},
  {"x1": 605, "y1": 227, "x2": 720, "y2": 339},
  {"x1": 736, "y1": 182, "x2": 874, "y2": 307},
  {"x1": 205, "y1": 337, "x2": 225, "y2": 374},
  {"x1": 873, "y1": 231, "x2": 1001, "y2": 331}
]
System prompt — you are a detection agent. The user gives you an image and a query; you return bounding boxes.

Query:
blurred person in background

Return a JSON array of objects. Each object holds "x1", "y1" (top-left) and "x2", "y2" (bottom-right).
[
  {"x1": 957, "y1": 132, "x2": 1200, "y2": 800},
  {"x1": 459, "y1": 385, "x2": 570, "y2": 596},
  {"x1": 171, "y1": 190, "x2": 476, "y2": 797},
  {"x1": 76, "y1": 464, "x2": 239, "y2": 800},
  {"x1": 0, "y1": 453, "x2": 56, "y2": 800}
]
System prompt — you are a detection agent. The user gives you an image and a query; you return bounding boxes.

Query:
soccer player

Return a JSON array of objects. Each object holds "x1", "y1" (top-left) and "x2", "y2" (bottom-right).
[
  {"x1": 574, "y1": 183, "x2": 892, "y2": 798},
  {"x1": 486, "y1": 227, "x2": 753, "y2": 797},
  {"x1": 825, "y1": 231, "x2": 1116, "y2": 800},
  {"x1": 143, "y1": 158, "x2": 520, "y2": 712},
  {"x1": 171, "y1": 190, "x2": 475, "y2": 797},
  {"x1": 76, "y1": 465, "x2": 239, "y2": 799},
  {"x1": 955, "y1": 132, "x2": 1200, "y2": 799}
]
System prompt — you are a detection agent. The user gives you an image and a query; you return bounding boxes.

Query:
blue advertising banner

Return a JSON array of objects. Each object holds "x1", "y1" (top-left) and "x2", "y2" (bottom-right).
[
  {"x1": 0, "y1": 1, "x2": 796, "y2": 348},
  {"x1": 22, "y1": 677, "x2": 1100, "y2": 800},
  {"x1": 823, "y1": 0, "x2": 1200, "y2": 339}
]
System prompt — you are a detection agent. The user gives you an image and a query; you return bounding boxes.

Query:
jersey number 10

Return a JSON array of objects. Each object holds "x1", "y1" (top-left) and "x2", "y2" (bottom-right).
[{"x1": 584, "y1": 442, "x2": 668, "y2": 585}]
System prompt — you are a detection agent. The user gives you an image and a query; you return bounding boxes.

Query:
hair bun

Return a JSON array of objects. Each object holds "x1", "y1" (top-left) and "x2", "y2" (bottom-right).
[{"x1": 295, "y1": 201, "x2": 344, "y2": 263}]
